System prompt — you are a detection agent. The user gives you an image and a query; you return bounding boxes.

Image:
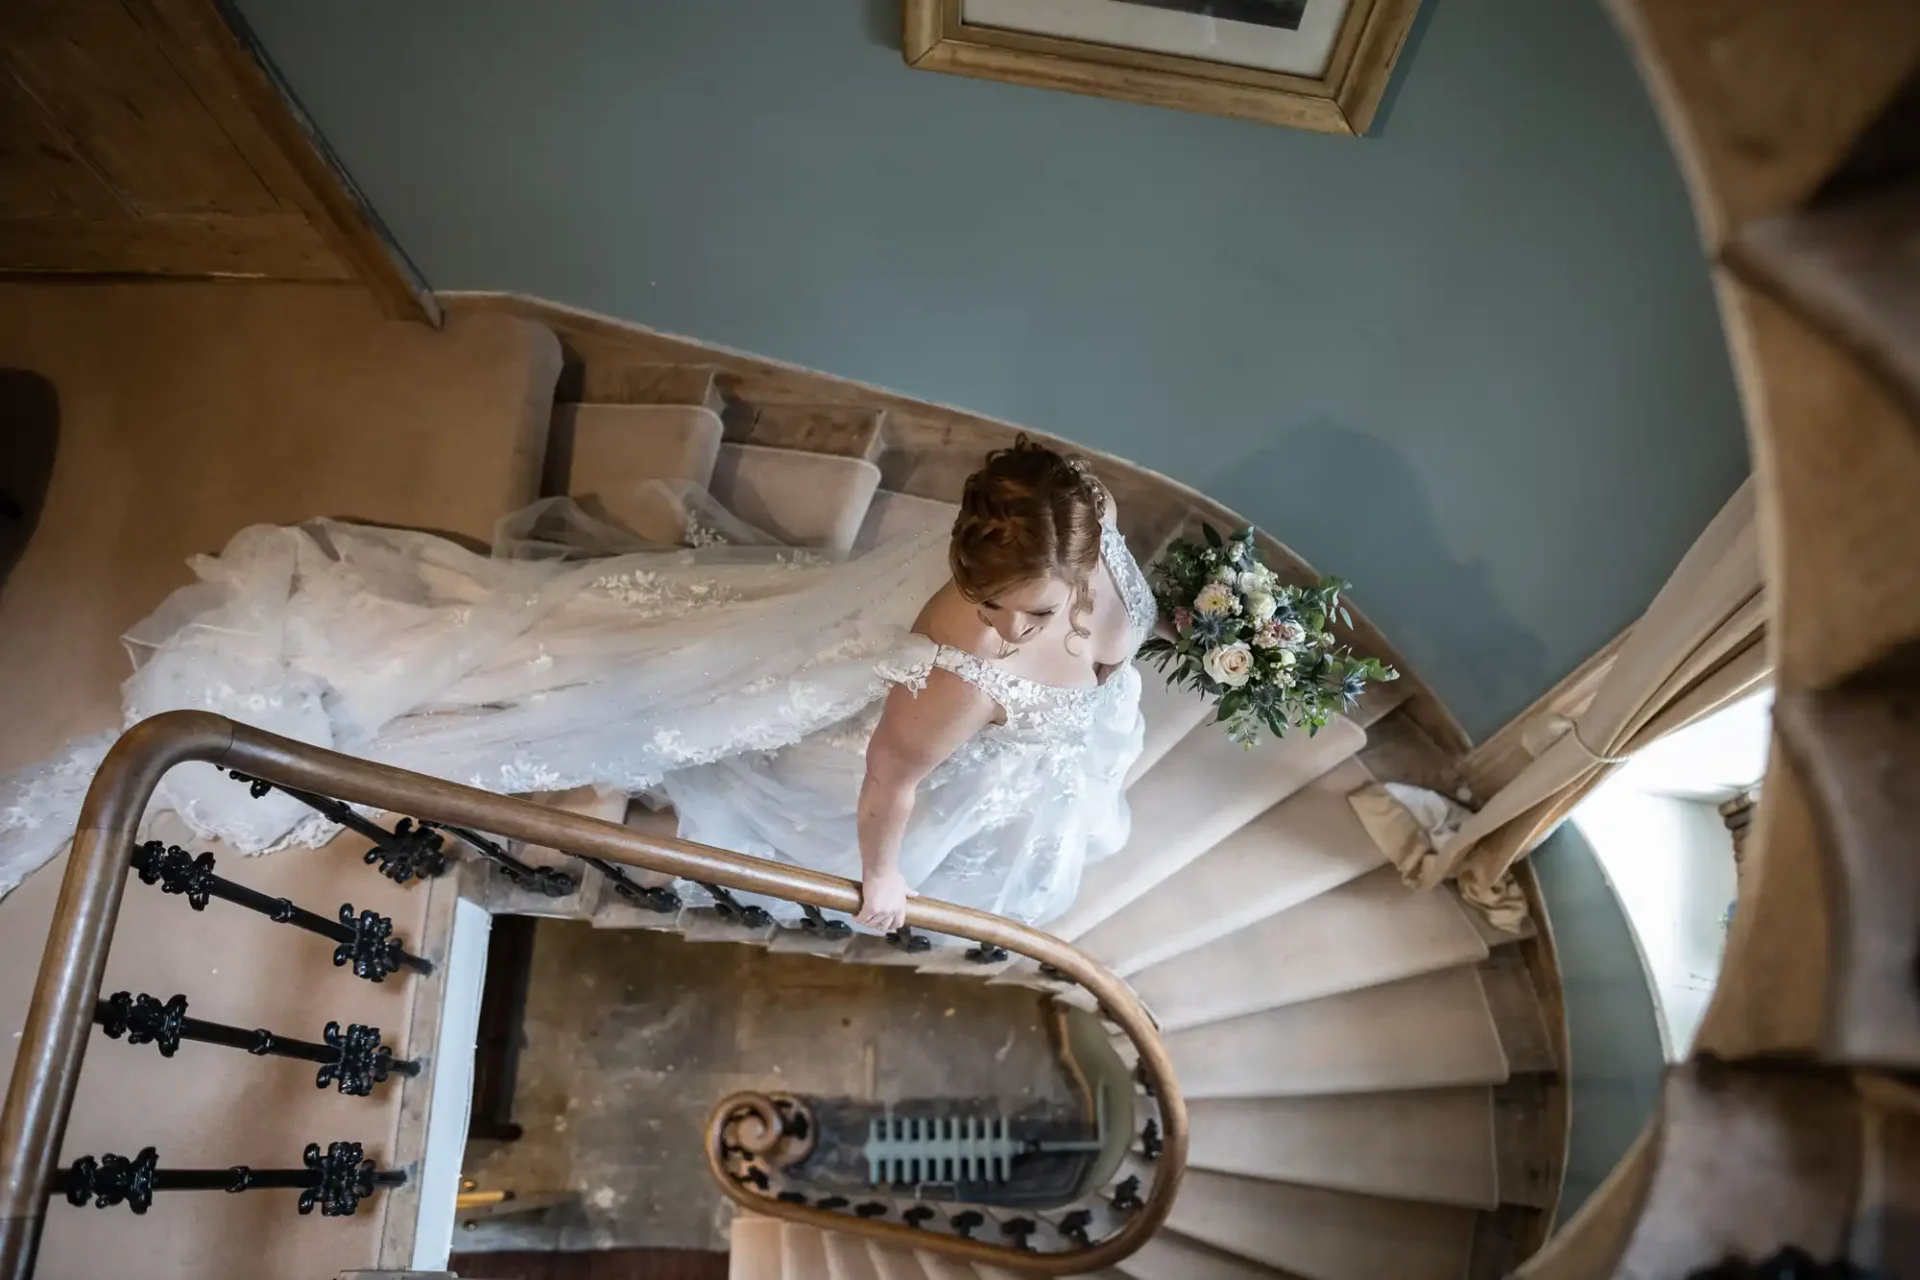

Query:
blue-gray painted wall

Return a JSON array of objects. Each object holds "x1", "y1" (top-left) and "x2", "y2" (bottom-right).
[{"x1": 236, "y1": 0, "x2": 1750, "y2": 739}]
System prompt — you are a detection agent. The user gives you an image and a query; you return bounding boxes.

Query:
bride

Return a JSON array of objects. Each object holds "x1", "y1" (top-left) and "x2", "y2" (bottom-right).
[{"x1": 0, "y1": 439, "x2": 1154, "y2": 935}]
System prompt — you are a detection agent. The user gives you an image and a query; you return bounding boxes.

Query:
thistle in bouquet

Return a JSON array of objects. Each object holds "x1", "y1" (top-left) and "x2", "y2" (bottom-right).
[{"x1": 1139, "y1": 524, "x2": 1399, "y2": 747}]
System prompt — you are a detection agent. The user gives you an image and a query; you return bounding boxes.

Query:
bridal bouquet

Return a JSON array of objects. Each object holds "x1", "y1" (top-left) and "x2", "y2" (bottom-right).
[{"x1": 1140, "y1": 525, "x2": 1398, "y2": 747}]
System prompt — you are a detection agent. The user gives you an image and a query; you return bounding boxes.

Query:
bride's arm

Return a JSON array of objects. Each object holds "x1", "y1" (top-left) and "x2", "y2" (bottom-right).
[{"x1": 854, "y1": 673, "x2": 996, "y2": 931}]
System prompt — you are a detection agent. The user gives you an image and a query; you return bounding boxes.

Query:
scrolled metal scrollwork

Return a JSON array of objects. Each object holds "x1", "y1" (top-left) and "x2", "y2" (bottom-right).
[
  {"x1": 1111, "y1": 1175, "x2": 1143, "y2": 1213},
  {"x1": 316, "y1": 1021, "x2": 398, "y2": 1097},
  {"x1": 799, "y1": 903, "x2": 852, "y2": 939},
  {"x1": 65, "y1": 1147, "x2": 159, "y2": 1213},
  {"x1": 131, "y1": 841, "x2": 217, "y2": 911},
  {"x1": 701, "y1": 882, "x2": 774, "y2": 928},
  {"x1": 98, "y1": 991, "x2": 188, "y2": 1058},
  {"x1": 298, "y1": 1140, "x2": 378, "y2": 1217},
  {"x1": 333, "y1": 905, "x2": 404, "y2": 982}
]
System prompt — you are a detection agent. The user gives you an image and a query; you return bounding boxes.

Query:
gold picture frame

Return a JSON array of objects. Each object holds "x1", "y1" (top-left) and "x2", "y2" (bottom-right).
[{"x1": 902, "y1": 0, "x2": 1423, "y2": 136}]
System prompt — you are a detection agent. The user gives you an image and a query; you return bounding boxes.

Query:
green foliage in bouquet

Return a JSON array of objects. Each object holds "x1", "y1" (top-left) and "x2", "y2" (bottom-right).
[{"x1": 1139, "y1": 524, "x2": 1399, "y2": 747}]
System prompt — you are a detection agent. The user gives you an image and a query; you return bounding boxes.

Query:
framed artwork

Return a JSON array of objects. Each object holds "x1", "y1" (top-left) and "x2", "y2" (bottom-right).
[{"x1": 902, "y1": 0, "x2": 1423, "y2": 135}]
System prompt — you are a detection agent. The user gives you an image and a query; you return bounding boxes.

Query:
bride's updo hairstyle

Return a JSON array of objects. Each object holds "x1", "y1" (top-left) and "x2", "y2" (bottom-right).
[{"x1": 950, "y1": 436, "x2": 1107, "y2": 641}]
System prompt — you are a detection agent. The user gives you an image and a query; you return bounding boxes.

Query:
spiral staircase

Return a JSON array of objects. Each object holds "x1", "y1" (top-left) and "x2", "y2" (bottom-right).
[
  {"x1": 450, "y1": 304, "x2": 1569, "y2": 1280},
  {"x1": 0, "y1": 284, "x2": 1565, "y2": 1280}
]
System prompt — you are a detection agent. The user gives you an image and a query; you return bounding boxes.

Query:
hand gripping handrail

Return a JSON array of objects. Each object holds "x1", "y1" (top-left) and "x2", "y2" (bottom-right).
[{"x1": 0, "y1": 712, "x2": 1185, "y2": 1279}]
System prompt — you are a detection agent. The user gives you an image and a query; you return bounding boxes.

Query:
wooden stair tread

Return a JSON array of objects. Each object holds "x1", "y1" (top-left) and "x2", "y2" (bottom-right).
[
  {"x1": 1130, "y1": 865, "x2": 1490, "y2": 1032},
  {"x1": 564, "y1": 359, "x2": 727, "y2": 412},
  {"x1": 1050, "y1": 715, "x2": 1366, "y2": 942},
  {"x1": 1186, "y1": 1089, "x2": 1501, "y2": 1210},
  {"x1": 1078, "y1": 758, "x2": 1382, "y2": 976}
]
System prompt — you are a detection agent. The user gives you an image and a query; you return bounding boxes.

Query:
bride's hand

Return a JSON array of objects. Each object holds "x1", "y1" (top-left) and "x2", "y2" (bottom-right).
[{"x1": 856, "y1": 868, "x2": 914, "y2": 933}]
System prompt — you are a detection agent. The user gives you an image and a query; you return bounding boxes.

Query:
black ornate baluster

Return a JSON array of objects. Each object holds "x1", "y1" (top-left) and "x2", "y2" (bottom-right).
[
  {"x1": 902, "y1": 1205, "x2": 936, "y2": 1230},
  {"x1": 131, "y1": 842, "x2": 433, "y2": 982},
  {"x1": 1058, "y1": 1209, "x2": 1094, "y2": 1247},
  {"x1": 62, "y1": 1142, "x2": 406, "y2": 1216},
  {"x1": 228, "y1": 772, "x2": 450, "y2": 885},
  {"x1": 436, "y1": 823, "x2": 577, "y2": 897},
  {"x1": 799, "y1": 903, "x2": 852, "y2": 939},
  {"x1": 1140, "y1": 1119, "x2": 1162, "y2": 1161},
  {"x1": 699, "y1": 882, "x2": 773, "y2": 928},
  {"x1": 1133, "y1": 1061, "x2": 1155, "y2": 1097},
  {"x1": 815, "y1": 1195, "x2": 851, "y2": 1211},
  {"x1": 1039, "y1": 962, "x2": 1070, "y2": 981},
  {"x1": 1001, "y1": 1217, "x2": 1037, "y2": 1250},
  {"x1": 94, "y1": 992, "x2": 421, "y2": 1096},
  {"x1": 854, "y1": 1202, "x2": 889, "y2": 1220},
  {"x1": 964, "y1": 942, "x2": 1010, "y2": 964},
  {"x1": 777, "y1": 1191, "x2": 809, "y2": 1205},
  {"x1": 886, "y1": 927, "x2": 931, "y2": 954},
  {"x1": 950, "y1": 1210, "x2": 984, "y2": 1239},
  {"x1": 1111, "y1": 1175, "x2": 1143, "y2": 1214},
  {"x1": 228, "y1": 772, "x2": 578, "y2": 895},
  {"x1": 580, "y1": 855, "x2": 681, "y2": 913}
]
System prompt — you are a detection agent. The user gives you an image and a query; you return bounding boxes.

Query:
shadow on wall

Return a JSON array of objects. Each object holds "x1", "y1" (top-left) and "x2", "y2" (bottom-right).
[
  {"x1": 1208, "y1": 417, "x2": 1549, "y2": 727},
  {"x1": 0, "y1": 370, "x2": 59, "y2": 603}
]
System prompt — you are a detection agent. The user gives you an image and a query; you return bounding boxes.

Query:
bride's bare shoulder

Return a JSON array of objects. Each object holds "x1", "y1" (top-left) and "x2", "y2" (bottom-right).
[{"x1": 912, "y1": 581, "x2": 999, "y2": 661}]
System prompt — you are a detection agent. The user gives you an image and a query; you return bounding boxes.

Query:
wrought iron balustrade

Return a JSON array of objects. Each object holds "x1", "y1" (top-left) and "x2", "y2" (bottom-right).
[{"x1": 0, "y1": 711, "x2": 1187, "y2": 1279}]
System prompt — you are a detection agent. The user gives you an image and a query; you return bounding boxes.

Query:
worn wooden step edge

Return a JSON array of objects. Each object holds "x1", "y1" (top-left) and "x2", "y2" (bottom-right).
[
  {"x1": 557, "y1": 359, "x2": 729, "y2": 414},
  {"x1": 1480, "y1": 946, "x2": 1559, "y2": 1076},
  {"x1": 724, "y1": 400, "x2": 889, "y2": 461}
]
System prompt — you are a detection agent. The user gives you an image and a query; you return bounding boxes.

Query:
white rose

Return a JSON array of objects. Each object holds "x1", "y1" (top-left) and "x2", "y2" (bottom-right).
[
  {"x1": 1213, "y1": 565, "x2": 1236, "y2": 585},
  {"x1": 1247, "y1": 591, "x2": 1277, "y2": 624},
  {"x1": 1278, "y1": 648, "x2": 1297, "y2": 667},
  {"x1": 1203, "y1": 643, "x2": 1255, "y2": 688}
]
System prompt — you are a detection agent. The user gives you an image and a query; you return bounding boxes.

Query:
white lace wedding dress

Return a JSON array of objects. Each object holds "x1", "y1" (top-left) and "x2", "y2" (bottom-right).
[{"x1": 0, "y1": 483, "x2": 1152, "y2": 930}]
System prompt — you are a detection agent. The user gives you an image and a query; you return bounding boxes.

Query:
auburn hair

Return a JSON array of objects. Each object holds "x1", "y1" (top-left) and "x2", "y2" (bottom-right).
[{"x1": 949, "y1": 436, "x2": 1106, "y2": 642}]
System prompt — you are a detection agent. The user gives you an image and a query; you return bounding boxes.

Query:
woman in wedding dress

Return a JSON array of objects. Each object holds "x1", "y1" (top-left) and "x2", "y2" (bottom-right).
[{"x1": 0, "y1": 439, "x2": 1154, "y2": 935}]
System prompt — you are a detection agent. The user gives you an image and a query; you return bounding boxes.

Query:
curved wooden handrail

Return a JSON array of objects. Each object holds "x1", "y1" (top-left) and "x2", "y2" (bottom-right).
[{"x1": 0, "y1": 711, "x2": 1186, "y2": 1280}]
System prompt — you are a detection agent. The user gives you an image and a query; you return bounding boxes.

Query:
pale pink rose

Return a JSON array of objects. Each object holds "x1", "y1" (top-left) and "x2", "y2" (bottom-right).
[{"x1": 1253, "y1": 619, "x2": 1283, "y2": 648}]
